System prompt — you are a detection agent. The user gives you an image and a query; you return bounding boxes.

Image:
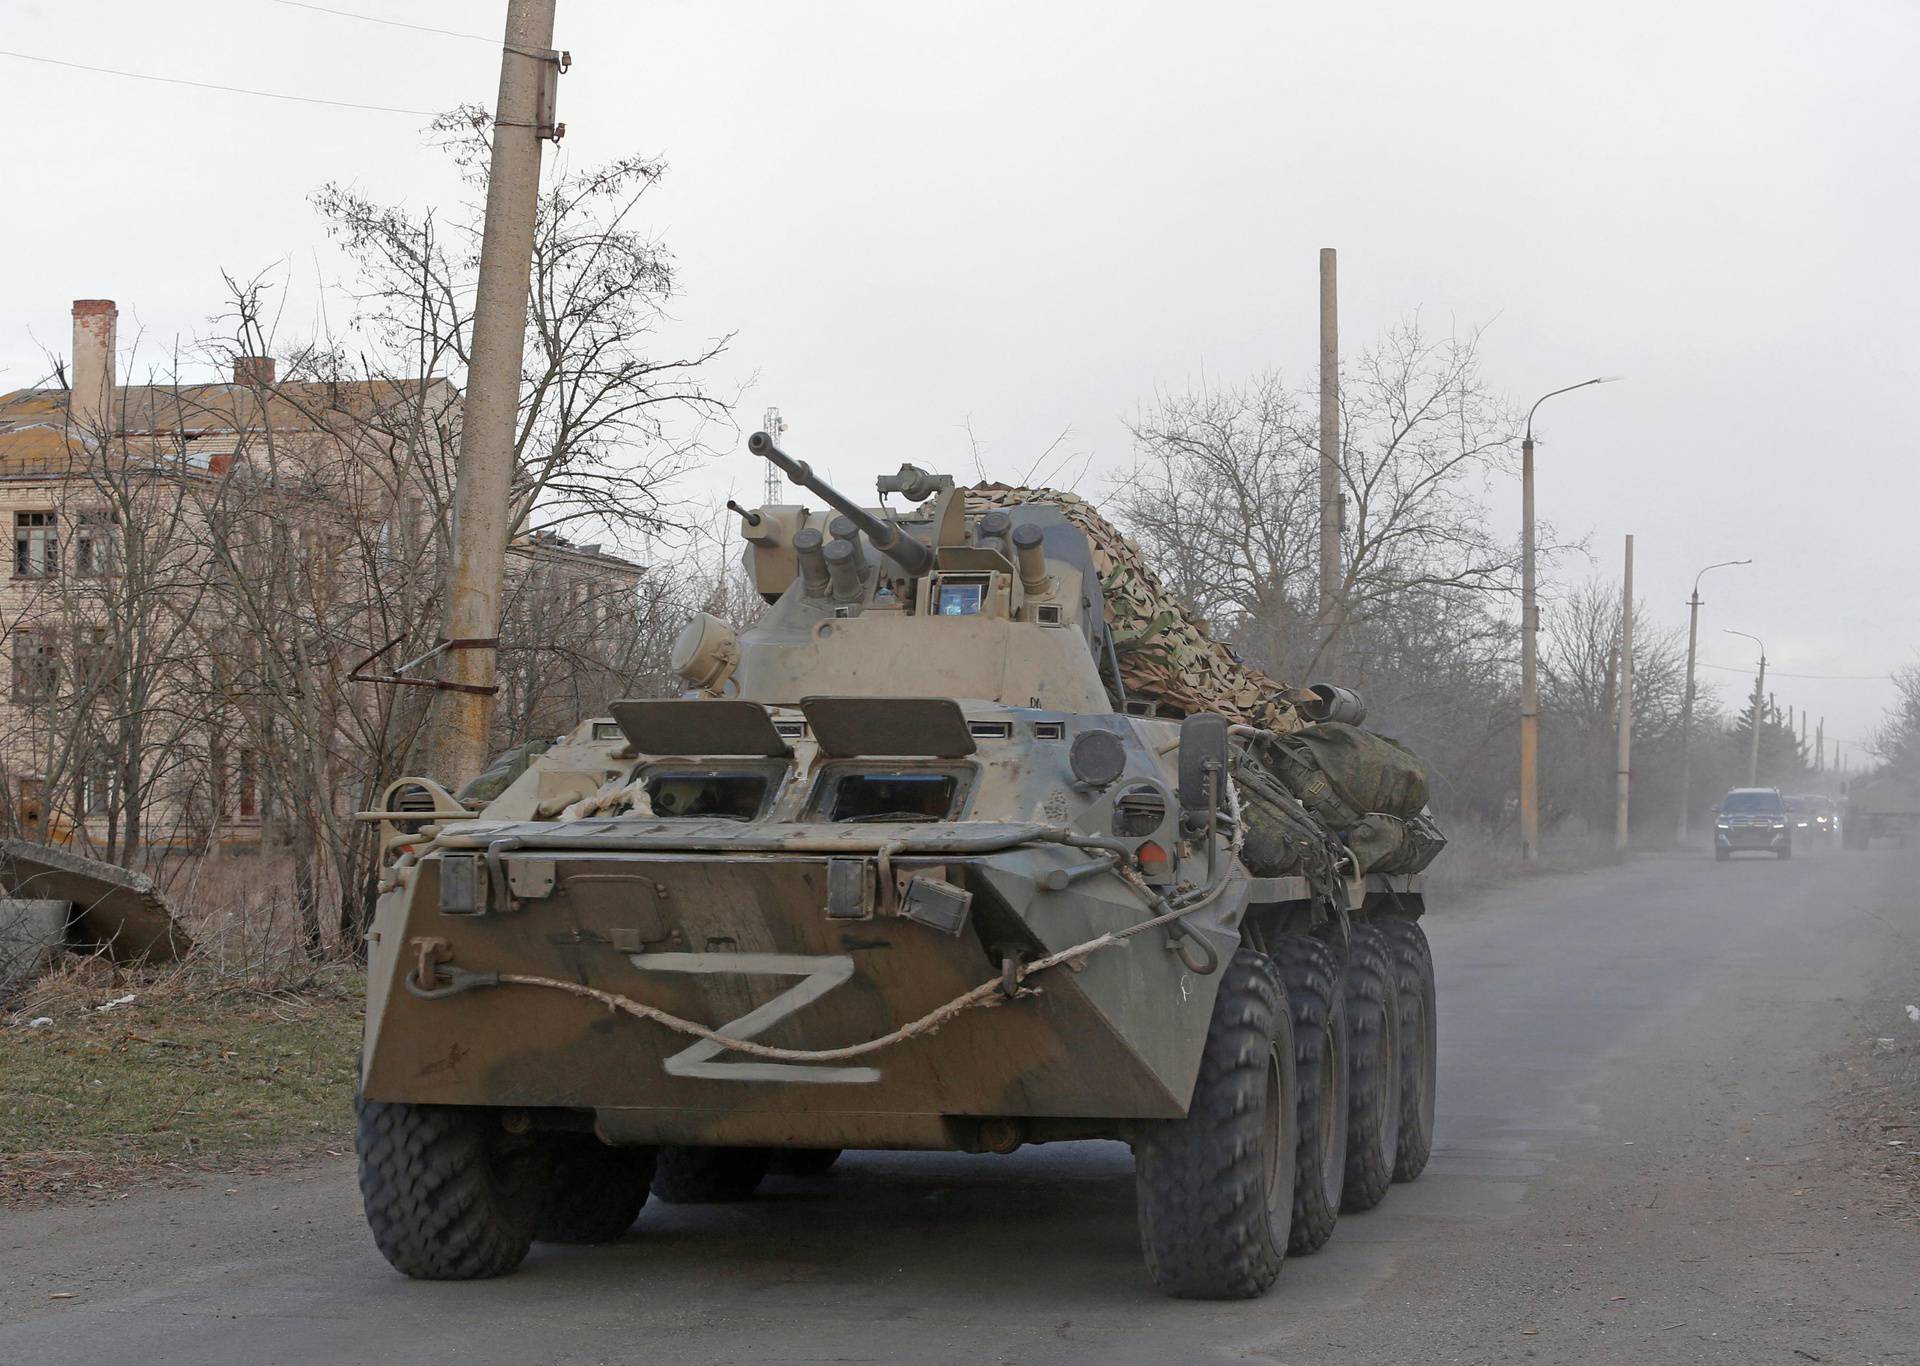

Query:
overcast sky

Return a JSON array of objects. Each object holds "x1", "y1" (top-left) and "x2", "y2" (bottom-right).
[{"x1": 3, "y1": 0, "x2": 1915, "y2": 751}]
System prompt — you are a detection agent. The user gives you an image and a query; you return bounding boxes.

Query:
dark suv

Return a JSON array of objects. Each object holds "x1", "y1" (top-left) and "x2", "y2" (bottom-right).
[
  {"x1": 1785, "y1": 793, "x2": 1838, "y2": 843},
  {"x1": 1715, "y1": 787, "x2": 1791, "y2": 861}
]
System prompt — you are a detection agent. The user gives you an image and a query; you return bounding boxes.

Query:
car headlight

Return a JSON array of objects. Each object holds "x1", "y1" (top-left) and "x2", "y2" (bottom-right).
[
  {"x1": 1772, "y1": 819, "x2": 1788, "y2": 829},
  {"x1": 1716, "y1": 820, "x2": 1731, "y2": 829}
]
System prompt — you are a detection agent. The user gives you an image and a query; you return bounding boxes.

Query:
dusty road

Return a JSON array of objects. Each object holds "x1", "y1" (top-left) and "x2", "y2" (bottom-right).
[{"x1": 4, "y1": 843, "x2": 1916, "y2": 1365}]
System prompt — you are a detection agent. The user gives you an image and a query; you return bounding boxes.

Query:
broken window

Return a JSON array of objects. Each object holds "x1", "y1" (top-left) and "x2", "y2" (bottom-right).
[
  {"x1": 237, "y1": 748, "x2": 258, "y2": 820},
  {"x1": 73, "y1": 511, "x2": 117, "y2": 576},
  {"x1": 16, "y1": 778, "x2": 44, "y2": 837},
  {"x1": 14, "y1": 512, "x2": 57, "y2": 578},
  {"x1": 81, "y1": 759, "x2": 115, "y2": 817},
  {"x1": 74, "y1": 627, "x2": 113, "y2": 690},
  {"x1": 10, "y1": 631, "x2": 57, "y2": 703}
]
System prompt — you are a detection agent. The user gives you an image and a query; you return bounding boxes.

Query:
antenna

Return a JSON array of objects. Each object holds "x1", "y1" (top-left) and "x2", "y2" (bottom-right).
[{"x1": 762, "y1": 407, "x2": 787, "y2": 505}]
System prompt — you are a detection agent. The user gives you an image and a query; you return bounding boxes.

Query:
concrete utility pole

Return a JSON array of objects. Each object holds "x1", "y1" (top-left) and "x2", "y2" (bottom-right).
[
  {"x1": 1317, "y1": 248, "x2": 1344, "y2": 678},
  {"x1": 1726, "y1": 628, "x2": 1767, "y2": 788},
  {"x1": 1518, "y1": 376, "x2": 1620, "y2": 863},
  {"x1": 1675, "y1": 558, "x2": 1750, "y2": 842},
  {"x1": 1615, "y1": 535, "x2": 1633, "y2": 852},
  {"x1": 426, "y1": 0, "x2": 564, "y2": 786},
  {"x1": 1816, "y1": 717, "x2": 1824, "y2": 773}
]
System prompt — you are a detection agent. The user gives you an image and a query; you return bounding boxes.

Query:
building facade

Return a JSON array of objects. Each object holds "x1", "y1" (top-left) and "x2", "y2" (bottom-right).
[{"x1": 0, "y1": 298, "x2": 643, "y2": 857}]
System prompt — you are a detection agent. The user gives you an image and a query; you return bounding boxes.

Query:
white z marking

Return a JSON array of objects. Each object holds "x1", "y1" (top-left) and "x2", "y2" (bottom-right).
[{"x1": 628, "y1": 952, "x2": 880, "y2": 1085}]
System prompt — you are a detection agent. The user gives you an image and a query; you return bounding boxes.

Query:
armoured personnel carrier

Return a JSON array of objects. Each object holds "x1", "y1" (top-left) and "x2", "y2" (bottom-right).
[
  {"x1": 355, "y1": 434, "x2": 1442, "y2": 1299},
  {"x1": 1843, "y1": 774, "x2": 1920, "y2": 849}
]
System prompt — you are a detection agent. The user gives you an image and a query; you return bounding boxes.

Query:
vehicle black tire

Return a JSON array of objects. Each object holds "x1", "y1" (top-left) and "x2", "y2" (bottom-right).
[
  {"x1": 534, "y1": 1135, "x2": 656, "y2": 1244},
  {"x1": 650, "y1": 1145, "x2": 772, "y2": 1203},
  {"x1": 1378, "y1": 918, "x2": 1437, "y2": 1183},
  {"x1": 1271, "y1": 933, "x2": 1347, "y2": 1254},
  {"x1": 355, "y1": 1095, "x2": 549, "y2": 1280},
  {"x1": 1340, "y1": 924, "x2": 1400, "y2": 1213},
  {"x1": 769, "y1": 1147, "x2": 843, "y2": 1176},
  {"x1": 1134, "y1": 947, "x2": 1298, "y2": 1299}
]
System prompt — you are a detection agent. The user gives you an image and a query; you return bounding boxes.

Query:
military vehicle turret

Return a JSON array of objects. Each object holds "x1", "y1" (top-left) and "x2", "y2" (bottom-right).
[{"x1": 354, "y1": 434, "x2": 1443, "y2": 1299}]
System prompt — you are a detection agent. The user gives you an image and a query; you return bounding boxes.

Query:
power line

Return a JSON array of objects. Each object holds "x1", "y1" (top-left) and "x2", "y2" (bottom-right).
[
  {"x1": 264, "y1": 0, "x2": 494, "y2": 44},
  {"x1": 1697, "y1": 661, "x2": 1890, "y2": 681},
  {"x1": 0, "y1": 47, "x2": 438, "y2": 116}
]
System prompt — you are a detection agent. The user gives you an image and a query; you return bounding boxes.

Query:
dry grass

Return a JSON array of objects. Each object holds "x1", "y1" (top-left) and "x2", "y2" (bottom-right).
[
  {"x1": 1, "y1": 847, "x2": 369, "y2": 1206},
  {"x1": 0, "y1": 951, "x2": 363, "y2": 1206},
  {"x1": 1421, "y1": 816, "x2": 1622, "y2": 898},
  {"x1": 159, "y1": 849, "x2": 351, "y2": 967}
]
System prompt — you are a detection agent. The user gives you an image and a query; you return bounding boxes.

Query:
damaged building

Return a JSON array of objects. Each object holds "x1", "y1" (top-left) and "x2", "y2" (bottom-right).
[{"x1": 0, "y1": 298, "x2": 644, "y2": 859}]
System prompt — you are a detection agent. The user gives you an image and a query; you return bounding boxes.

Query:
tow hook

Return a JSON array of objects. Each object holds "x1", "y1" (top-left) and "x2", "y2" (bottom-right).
[{"x1": 404, "y1": 936, "x2": 499, "y2": 999}]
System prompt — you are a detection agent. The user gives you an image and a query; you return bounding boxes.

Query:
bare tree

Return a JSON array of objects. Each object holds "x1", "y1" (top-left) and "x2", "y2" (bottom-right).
[
  {"x1": 1118, "y1": 321, "x2": 1525, "y2": 681},
  {"x1": 311, "y1": 107, "x2": 734, "y2": 550},
  {"x1": 1114, "y1": 321, "x2": 1538, "y2": 820},
  {"x1": 0, "y1": 355, "x2": 231, "y2": 874},
  {"x1": 1537, "y1": 577, "x2": 1699, "y2": 830},
  {"x1": 1871, "y1": 659, "x2": 1920, "y2": 780},
  {"x1": 1330, "y1": 321, "x2": 1522, "y2": 671}
]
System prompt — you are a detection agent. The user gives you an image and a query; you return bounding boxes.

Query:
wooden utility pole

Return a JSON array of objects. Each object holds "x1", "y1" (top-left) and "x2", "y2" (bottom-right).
[
  {"x1": 1615, "y1": 535, "x2": 1633, "y2": 851},
  {"x1": 426, "y1": 0, "x2": 564, "y2": 786},
  {"x1": 1317, "y1": 248, "x2": 1344, "y2": 677}
]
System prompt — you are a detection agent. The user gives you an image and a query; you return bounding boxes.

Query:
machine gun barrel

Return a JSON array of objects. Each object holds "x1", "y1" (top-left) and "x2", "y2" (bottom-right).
[{"x1": 748, "y1": 431, "x2": 935, "y2": 576}]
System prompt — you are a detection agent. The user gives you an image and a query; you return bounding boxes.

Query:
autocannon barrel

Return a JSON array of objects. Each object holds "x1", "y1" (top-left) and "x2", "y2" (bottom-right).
[{"x1": 748, "y1": 431, "x2": 935, "y2": 576}]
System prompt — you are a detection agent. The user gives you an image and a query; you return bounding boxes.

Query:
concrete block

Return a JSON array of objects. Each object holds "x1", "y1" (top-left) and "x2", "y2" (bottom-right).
[{"x1": 0, "y1": 898, "x2": 70, "y2": 999}]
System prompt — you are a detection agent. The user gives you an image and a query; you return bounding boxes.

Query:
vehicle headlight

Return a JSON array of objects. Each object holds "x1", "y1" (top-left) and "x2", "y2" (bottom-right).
[
  {"x1": 1716, "y1": 820, "x2": 1731, "y2": 829},
  {"x1": 1772, "y1": 819, "x2": 1788, "y2": 828}
]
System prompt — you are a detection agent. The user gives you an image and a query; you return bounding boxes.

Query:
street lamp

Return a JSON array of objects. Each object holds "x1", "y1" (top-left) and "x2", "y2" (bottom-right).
[
  {"x1": 1675, "y1": 559, "x2": 1752, "y2": 842},
  {"x1": 1519, "y1": 376, "x2": 1622, "y2": 863},
  {"x1": 1724, "y1": 628, "x2": 1767, "y2": 787}
]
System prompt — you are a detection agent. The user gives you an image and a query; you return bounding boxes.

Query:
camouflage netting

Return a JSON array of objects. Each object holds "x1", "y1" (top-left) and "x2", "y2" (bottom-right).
[
  {"x1": 966, "y1": 486, "x2": 1444, "y2": 879},
  {"x1": 966, "y1": 485, "x2": 1303, "y2": 734}
]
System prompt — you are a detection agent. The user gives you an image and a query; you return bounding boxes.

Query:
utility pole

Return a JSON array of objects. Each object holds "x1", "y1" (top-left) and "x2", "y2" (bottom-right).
[
  {"x1": 1518, "y1": 376, "x2": 1621, "y2": 862},
  {"x1": 762, "y1": 407, "x2": 786, "y2": 506},
  {"x1": 1615, "y1": 535, "x2": 1633, "y2": 852},
  {"x1": 1676, "y1": 558, "x2": 1750, "y2": 842},
  {"x1": 1725, "y1": 629, "x2": 1766, "y2": 786},
  {"x1": 426, "y1": 0, "x2": 565, "y2": 786},
  {"x1": 1317, "y1": 248, "x2": 1344, "y2": 678},
  {"x1": 1816, "y1": 716, "x2": 1824, "y2": 773}
]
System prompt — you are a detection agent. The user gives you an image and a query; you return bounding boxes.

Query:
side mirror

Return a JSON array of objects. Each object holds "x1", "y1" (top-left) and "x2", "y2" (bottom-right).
[{"x1": 1178, "y1": 712, "x2": 1230, "y2": 818}]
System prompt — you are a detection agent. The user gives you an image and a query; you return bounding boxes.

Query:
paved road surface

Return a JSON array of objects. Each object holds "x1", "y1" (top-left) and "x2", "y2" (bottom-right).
[{"x1": 5, "y1": 844, "x2": 1916, "y2": 1364}]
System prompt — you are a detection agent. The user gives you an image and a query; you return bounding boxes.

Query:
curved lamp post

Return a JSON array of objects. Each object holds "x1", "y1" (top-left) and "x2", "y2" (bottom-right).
[
  {"x1": 1724, "y1": 628, "x2": 1768, "y2": 786},
  {"x1": 1675, "y1": 559, "x2": 1751, "y2": 841},
  {"x1": 1519, "y1": 376, "x2": 1622, "y2": 862}
]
